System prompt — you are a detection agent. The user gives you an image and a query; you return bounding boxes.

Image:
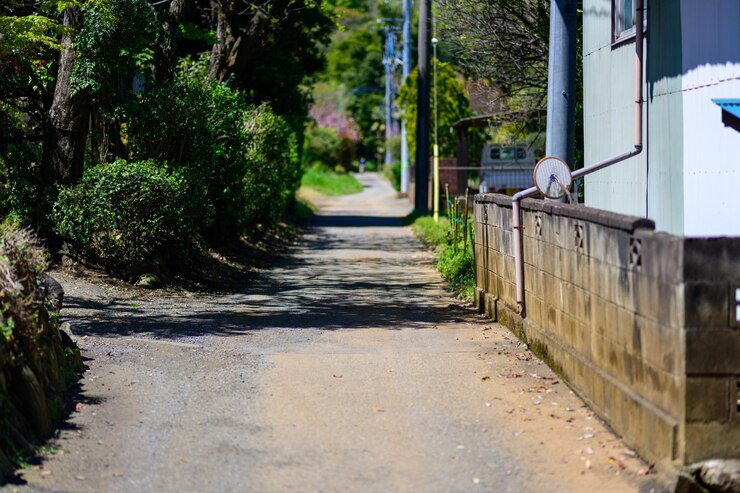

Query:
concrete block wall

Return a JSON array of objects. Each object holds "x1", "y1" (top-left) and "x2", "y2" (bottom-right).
[{"x1": 473, "y1": 193, "x2": 740, "y2": 467}]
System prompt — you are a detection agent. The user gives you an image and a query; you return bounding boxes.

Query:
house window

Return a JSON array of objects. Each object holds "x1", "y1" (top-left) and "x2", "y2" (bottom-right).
[{"x1": 612, "y1": 0, "x2": 646, "y2": 43}]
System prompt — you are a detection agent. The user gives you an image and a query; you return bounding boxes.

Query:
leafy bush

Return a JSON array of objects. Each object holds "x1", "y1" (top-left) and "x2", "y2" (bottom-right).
[
  {"x1": 242, "y1": 104, "x2": 301, "y2": 226},
  {"x1": 127, "y1": 63, "x2": 246, "y2": 235},
  {"x1": 127, "y1": 62, "x2": 301, "y2": 235},
  {"x1": 53, "y1": 160, "x2": 208, "y2": 274},
  {"x1": 303, "y1": 125, "x2": 356, "y2": 170},
  {"x1": 383, "y1": 162, "x2": 402, "y2": 191}
]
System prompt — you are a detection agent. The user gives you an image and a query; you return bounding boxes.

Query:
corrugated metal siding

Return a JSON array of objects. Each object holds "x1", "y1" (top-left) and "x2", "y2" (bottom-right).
[
  {"x1": 646, "y1": 0, "x2": 684, "y2": 235},
  {"x1": 584, "y1": 0, "x2": 739, "y2": 236},
  {"x1": 583, "y1": 0, "x2": 612, "y2": 56},
  {"x1": 680, "y1": 0, "x2": 740, "y2": 237},
  {"x1": 583, "y1": 0, "x2": 648, "y2": 219}
]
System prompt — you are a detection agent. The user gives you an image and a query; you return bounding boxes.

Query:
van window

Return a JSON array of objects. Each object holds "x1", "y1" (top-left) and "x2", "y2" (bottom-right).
[{"x1": 490, "y1": 147, "x2": 527, "y2": 160}]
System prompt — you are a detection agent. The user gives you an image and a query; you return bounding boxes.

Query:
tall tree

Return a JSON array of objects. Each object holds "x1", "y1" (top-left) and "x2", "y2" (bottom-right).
[
  {"x1": 398, "y1": 60, "x2": 472, "y2": 159},
  {"x1": 436, "y1": 0, "x2": 550, "y2": 111},
  {"x1": 153, "y1": 0, "x2": 186, "y2": 84},
  {"x1": 207, "y1": 0, "x2": 334, "y2": 129},
  {"x1": 43, "y1": 5, "x2": 90, "y2": 185},
  {"x1": 324, "y1": 24, "x2": 384, "y2": 153}
]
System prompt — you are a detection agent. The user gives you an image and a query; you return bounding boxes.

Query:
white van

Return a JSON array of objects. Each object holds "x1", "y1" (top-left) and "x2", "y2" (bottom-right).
[{"x1": 479, "y1": 144, "x2": 536, "y2": 194}]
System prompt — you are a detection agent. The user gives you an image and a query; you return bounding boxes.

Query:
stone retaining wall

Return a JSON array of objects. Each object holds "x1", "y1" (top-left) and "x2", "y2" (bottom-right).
[{"x1": 473, "y1": 193, "x2": 739, "y2": 468}]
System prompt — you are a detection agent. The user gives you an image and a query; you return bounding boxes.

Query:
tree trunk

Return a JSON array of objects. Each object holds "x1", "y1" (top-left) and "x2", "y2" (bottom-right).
[
  {"x1": 153, "y1": 0, "x2": 185, "y2": 84},
  {"x1": 43, "y1": 6, "x2": 90, "y2": 186},
  {"x1": 208, "y1": 0, "x2": 266, "y2": 84},
  {"x1": 208, "y1": 0, "x2": 234, "y2": 82}
]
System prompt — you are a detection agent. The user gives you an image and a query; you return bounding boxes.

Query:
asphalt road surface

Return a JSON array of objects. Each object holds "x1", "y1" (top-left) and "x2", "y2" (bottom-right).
[{"x1": 6, "y1": 173, "x2": 657, "y2": 493}]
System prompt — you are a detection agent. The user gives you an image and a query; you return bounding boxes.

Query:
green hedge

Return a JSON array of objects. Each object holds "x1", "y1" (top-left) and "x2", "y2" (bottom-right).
[
  {"x1": 127, "y1": 67, "x2": 248, "y2": 235},
  {"x1": 242, "y1": 104, "x2": 300, "y2": 226},
  {"x1": 52, "y1": 60, "x2": 304, "y2": 276},
  {"x1": 126, "y1": 60, "x2": 302, "y2": 237},
  {"x1": 53, "y1": 160, "x2": 207, "y2": 274}
]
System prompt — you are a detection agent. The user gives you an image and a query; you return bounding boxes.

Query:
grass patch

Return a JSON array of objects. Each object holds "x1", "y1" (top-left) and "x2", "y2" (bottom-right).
[
  {"x1": 293, "y1": 188, "x2": 319, "y2": 223},
  {"x1": 300, "y1": 166, "x2": 363, "y2": 196},
  {"x1": 412, "y1": 215, "x2": 475, "y2": 301}
]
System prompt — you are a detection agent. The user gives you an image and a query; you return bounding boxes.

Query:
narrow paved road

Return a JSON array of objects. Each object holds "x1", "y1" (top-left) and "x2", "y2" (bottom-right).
[{"x1": 8, "y1": 174, "x2": 655, "y2": 492}]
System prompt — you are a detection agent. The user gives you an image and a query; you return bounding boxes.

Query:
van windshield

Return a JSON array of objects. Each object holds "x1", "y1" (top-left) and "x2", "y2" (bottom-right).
[{"x1": 490, "y1": 148, "x2": 527, "y2": 160}]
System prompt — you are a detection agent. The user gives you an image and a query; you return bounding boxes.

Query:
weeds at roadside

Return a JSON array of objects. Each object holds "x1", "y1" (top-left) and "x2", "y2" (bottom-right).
[{"x1": 412, "y1": 188, "x2": 475, "y2": 300}]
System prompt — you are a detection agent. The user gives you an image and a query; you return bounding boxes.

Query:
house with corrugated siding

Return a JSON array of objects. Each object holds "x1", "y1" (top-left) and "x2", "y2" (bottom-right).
[{"x1": 583, "y1": 0, "x2": 740, "y2": 236}]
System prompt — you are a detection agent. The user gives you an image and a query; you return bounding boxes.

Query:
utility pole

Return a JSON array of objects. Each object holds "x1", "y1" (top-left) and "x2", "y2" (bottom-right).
[
  {"x1": 415, "y1": 0, "x2": 431, "y2": 213},
  {"x1": 384, "y1": 30, "x2": 394, "y2": 167},
  {"x1": 400, "y1": 0, "x2": 412, "y2": 194},
  {"x1": 546, "y1": 0, "x2": 577, "y2": 168},
  {"x1": 432, "y1": 28, "x2": 439, "y2": 222}
]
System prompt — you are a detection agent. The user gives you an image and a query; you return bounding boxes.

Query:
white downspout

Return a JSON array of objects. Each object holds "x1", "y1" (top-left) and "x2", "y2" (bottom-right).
[{"x1": 511, "y1": 0, "x2": 644, "y2": 317}]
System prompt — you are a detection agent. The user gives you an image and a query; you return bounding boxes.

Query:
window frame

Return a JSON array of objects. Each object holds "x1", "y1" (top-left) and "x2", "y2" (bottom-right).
[{"x1": 611, "y1": 0, "x2": 647, "y2": 46}]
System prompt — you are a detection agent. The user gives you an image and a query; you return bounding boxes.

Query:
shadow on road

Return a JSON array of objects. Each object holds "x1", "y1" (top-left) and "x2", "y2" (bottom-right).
[
  {"x1": 62, "y1": 204, "x2": 463, "y2": 340},
  {"x1": 311, "y1": 215, "x2": 404, "y2": 228}
]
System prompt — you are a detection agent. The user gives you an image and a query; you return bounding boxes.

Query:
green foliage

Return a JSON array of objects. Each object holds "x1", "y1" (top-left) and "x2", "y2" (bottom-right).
[
  {"x1": 129, "y1": 62, "x2": 303, "y2": 235},
  {"x1": 383, "y1": 162, "x2": 402, "y2": 192},
  {"x1": 437, "y1": 246, "x2": 474, "y2": 299},
  {"x1": 0, "y1": 15, "x2": 64, "y2": 55},
  {"x1": 300, "y1": 164, "x2": 362, "y2": 196},
  {"x1": 177, "y1": 22, "x2": 216, "y2": 44},
  {"x1": 242, "y1": 104, "x2": 301, "y2": 226},
  {"x1": 398, "y1": 60, "x2": 472, "y2": 159},
  {"x1": 71, "y1": 0, "x2": 156, "y2": 95},
  {"x1": 412, "y1": 216, "x2": 450, "y2": 247},
  {"x1": 0, "y1": 4, "x2": 65, "y2": 230},
  {"x1": 323, "y1": 23, "x2": 384, "y2": 151},
  {"x1": 127, "y1": 60, "x2": 248, "y2": 234},
  {"x1": 53, "y1": 160, "x2": 208, "y2": 273},
  {"x1": 49, "y1": 54, "x2": 304, "y2": 270},
  {"x1": 412, "y1": 215, "x2": 475, "y2": 300},
  {"x1": 303, "y1": 125, "x2": 356, "y2": 170}
]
